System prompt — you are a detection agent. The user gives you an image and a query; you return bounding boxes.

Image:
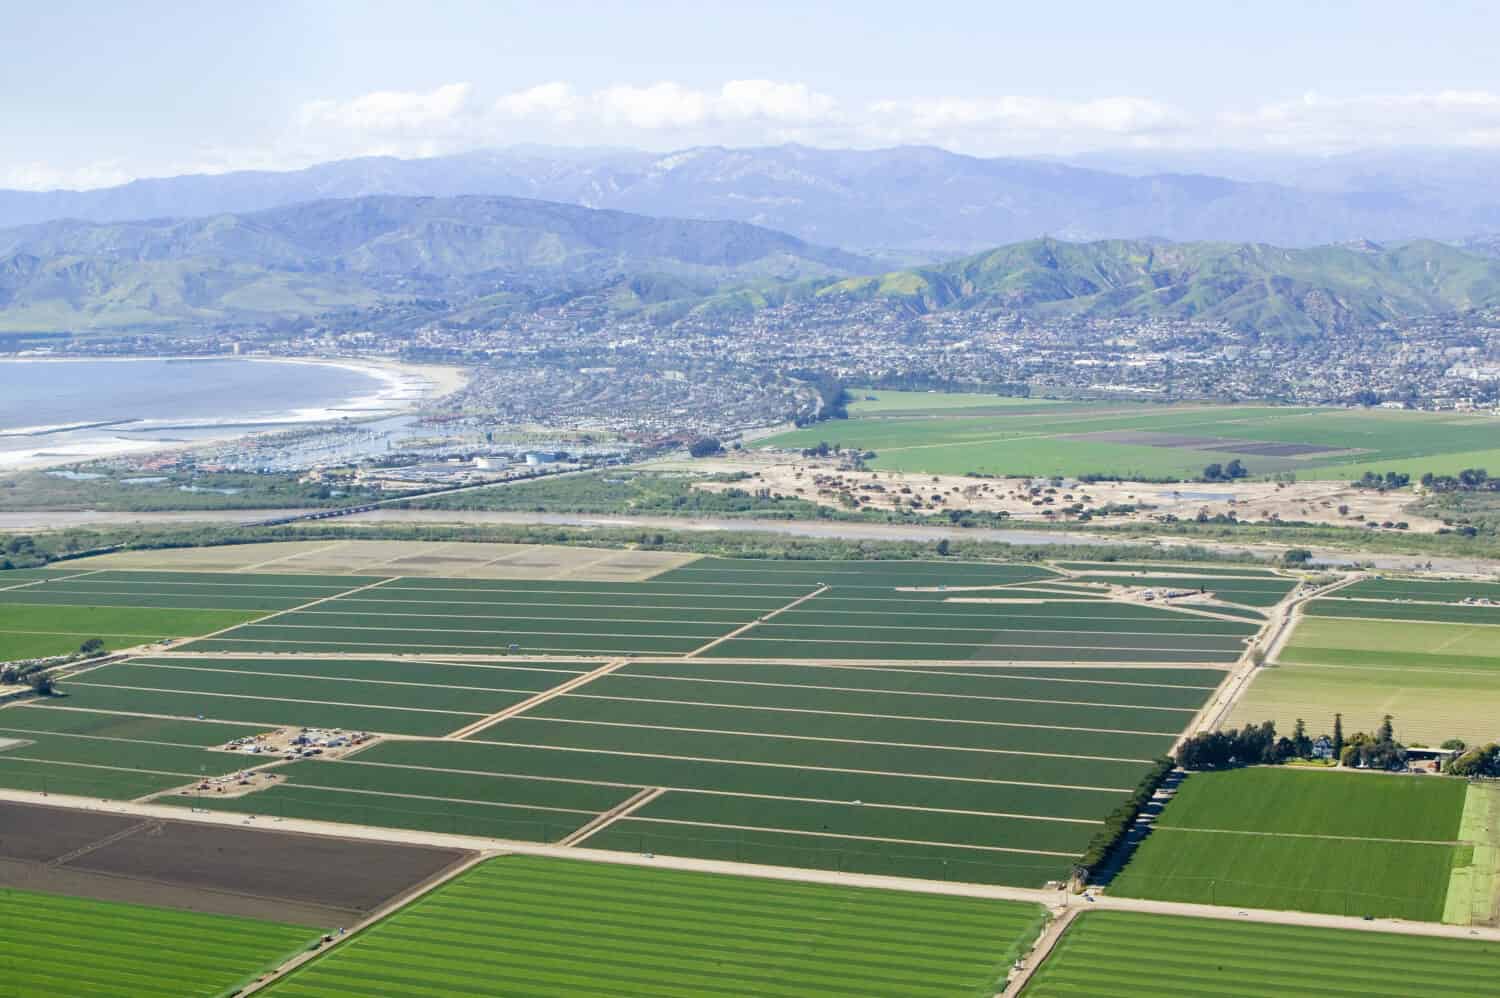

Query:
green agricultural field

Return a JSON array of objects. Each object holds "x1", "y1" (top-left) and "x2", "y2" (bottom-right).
[
  {"x1": 0, "y1": 603, "x2": 263, "y2": 660},
  {"x1": 1109, "y1": 769, "x2": 1472, "y2": 921},
  {"x1": 1308, "y1": 597, "x2": 1500, "y2": 626},
  {"x1": 1020, "y1": 911, "x2": 1500, "y2": 998},
  {"x1": 761, "y1": 399, "x2": 1500, "y2": 480},
  {"x1": 260, "y1": 855, "x2": 1046, "y2": 998},
  {"x1": 1279, "y1": 616, "x2": 1500, "y2": 671},
  {"x1": 0, "y1": 887, "x2": 319, "y2": 998},
  {"x1": 1153, "y1": 768, "x2": 1468, "y2": 840},
  {"x1": 0, "y1": 702, "x2": 265, "y2": 798}
]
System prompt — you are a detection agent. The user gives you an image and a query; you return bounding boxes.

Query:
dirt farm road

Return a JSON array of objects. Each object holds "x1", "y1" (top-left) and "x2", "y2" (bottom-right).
[{"x1": 5, "y1": 787, "x2": 1496, "y2": 946}]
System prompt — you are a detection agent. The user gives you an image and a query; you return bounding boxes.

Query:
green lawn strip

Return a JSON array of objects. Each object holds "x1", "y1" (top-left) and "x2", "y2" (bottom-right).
[
  {"x1": 73, "y1": 661, "x2": 545, "y2": 714},
  {"x1": 1020, "y1": 911, "x2": 1500, "y2": 998},
  {"x1": 588, "y1": 818, "x2": 1072, "y2": 886},
  {"x1": 0, "y1": 631, "x2": 151, "y2": 660},
  {"x1": 653, "y1": 557, "x2": 1058, "y2": 587},
  {"x1": 1308, "y1": 598, "x2": 1500, "y2": 626},
  {"x1": 275, "y1": 608, "x2": 744, "y2": 637},
  {"x1": 45, "y1": 683, "x2": 482, "y2": 736},
  {"x1": 1054, "y1": 562, "x2": 1285, "y2": 577},
  {"x1": 0, "y1": 602, "x2": 262, "y2": 644},
  {"x1": 189, "y1": 628, "x2": 709, "y2": 656},
  {"x1": 704, "y1": 636, "x2": 1243, "y2": 663},
  {"x1": 1278, "y1": 645, "x2": 1500, "y2": 672},
  {"x1": 566, "y1": 674, "x2": 1200, "y2": 732},
  {"x1": 288, "y1": 756, "x2": 638, "y2": 811},
  {"x1": 125, "y1": 655, "x2": 591, "y2": 689},
  {"x1": 621, "y1": 788, "x2": 1101, "y2": 854},
  {"x1": 0, "y1": 887, "x2": 319, "y2": 998},
  {"x1": 764, "y1": 612, "x2": 1255, "y2": 643},
  {"x1": 1110, "y1": 829, "x2": 1461, "y2": 920},
  {"x1": 362, "y1": 739, "x2": 1129, "y2": 818},
  {"x1": 490, "y1": 715, "x2": 1151, "y2": 787},
  {"x1": 1340, "y1": 578, "x2": 1500, "y2": 602},
  {"x1": 162, "y1": 786, "x2": 598, "y2": 842},
  {"x1": 1154, "y1": 768, "x2": 1468, "y2": 841},
  {"x1": 532, "y1": 694, "x2": 1181, "y2": 758},
  {"x1": 615, "y1": 659, "x2": 1229, "y2": 688},
  {"x1": 381, "y1": 576, "x2": 817, "y2": 599},
  {"x1": 343, "y1": 589, "x2": 801, "y2": 613},
  {"x1": 0, "y1": 728, "x2": 253, "y2": 776},
  {"x1": 0, "y1": 755, "x2": 190, "y2": 798},
  {"x1": 261, "y1": 856, "x2": 1044, "y2": 997},
  {"x1": 613, "y1": 661, "x2": 1221, "y2": 709}
]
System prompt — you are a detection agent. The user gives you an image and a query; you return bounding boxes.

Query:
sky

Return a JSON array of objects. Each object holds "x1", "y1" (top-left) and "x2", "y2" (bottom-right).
[{"x1": 6, "y1": 0, "x2": 1500, "y2": 190}]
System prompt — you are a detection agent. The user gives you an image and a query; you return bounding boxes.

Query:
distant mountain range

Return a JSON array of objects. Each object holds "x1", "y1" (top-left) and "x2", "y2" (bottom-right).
[
  {"x1": 5, "y1": 144, "x2": 1500, "y2": 255},
  {"x1": 0, "y1": 195, "x2": 868, "y2": 333},
  {"x1": 3, "y1": 192, "x2": 1500, "y2": 339}
]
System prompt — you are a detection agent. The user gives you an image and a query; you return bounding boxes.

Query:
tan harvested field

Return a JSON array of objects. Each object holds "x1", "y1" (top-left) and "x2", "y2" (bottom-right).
[{"x1": 62, "y1": 539, "x2": 700, "y2": 581}]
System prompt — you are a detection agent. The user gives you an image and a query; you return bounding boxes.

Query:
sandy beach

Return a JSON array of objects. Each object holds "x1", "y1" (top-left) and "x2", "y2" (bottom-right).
[{"x1": 0, "y1": 354, "x2": 470, "y2": 471}]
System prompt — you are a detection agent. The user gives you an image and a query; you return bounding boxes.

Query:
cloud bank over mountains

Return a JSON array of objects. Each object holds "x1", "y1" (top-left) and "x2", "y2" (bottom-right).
[{"x1": 9, "y1": 79, "x2": 1500, "y2": 191}]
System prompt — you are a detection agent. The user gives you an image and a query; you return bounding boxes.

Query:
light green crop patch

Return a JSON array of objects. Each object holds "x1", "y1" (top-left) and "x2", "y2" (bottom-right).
[{"x1": 1445, "y1": 782, "x2": 1500, "y2": 926}]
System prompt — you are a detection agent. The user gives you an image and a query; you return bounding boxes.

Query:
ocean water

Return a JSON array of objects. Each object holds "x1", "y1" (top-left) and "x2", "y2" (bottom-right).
[{"x1": 0, "y1": 357, "x2": 397, "y2": 466}]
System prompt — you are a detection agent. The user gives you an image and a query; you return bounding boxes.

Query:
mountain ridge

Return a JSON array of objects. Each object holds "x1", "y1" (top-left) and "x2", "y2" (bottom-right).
[{"x1": 6, "y1": 144, "x2": 1500, "y2": 254}]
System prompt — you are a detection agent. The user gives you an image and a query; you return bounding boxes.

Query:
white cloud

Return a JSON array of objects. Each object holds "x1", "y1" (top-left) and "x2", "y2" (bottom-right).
[
  {"x1": 10, "y1": 83, "x2": 1500, "y2": 191},
  {"x1": 299, "y1": 82, "x2": 474, "y2": 132},
  {"x1": 1220, "y1": 90, "x2": 1500, "y2": 151}
]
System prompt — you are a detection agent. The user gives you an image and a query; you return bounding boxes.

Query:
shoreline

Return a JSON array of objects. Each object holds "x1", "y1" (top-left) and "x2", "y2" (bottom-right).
[{"x1": 0, "y1": 355, "x2": 470, "y2": 471}]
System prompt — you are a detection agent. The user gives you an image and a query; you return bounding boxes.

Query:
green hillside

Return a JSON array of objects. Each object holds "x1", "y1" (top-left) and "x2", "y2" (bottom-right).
[{"x1": 812, "y1": 237, "x2": 1500, "y2": 336}]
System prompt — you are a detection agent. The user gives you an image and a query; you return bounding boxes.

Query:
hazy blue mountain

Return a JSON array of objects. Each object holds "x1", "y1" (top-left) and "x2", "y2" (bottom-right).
[
  {"x1": 0, "y1": 195, "x2": 869, "y2": 333},
  {"x1": 5, "y1": 145, "x2": 1500, "y2": 254}
]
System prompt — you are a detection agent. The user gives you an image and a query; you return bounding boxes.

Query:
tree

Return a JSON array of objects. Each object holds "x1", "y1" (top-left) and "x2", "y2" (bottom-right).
[
  {"x1": 1332, "y1": 713, "x2": 1344, "y2": 758},
  {"x1": 1377, "y1": 714, "x2": 1395, "y2": 745},
  {"x1": 1202, "y1": 463, "x2": 1224, "y2": 482},
  {"x1": 687, "y1": 437, "x2": 723, "y2": 459},
  {"x1": 26, "y1": 672, "x2": 56, "y2": 697},
  {"x1": 934, "y1": 539, "x2": 951, "y2": 557},
  {"x1": 78, "y1": 637, "x2": 106, "y2": 656},
  {"x1": 1225, "y1": 459, "x2": 1248, "y2": 479},
  {"x1": 1292, "y1": 718, "x2": 1312, "y2": 758},
  {"x1": 1283, "y1": 548, "x2": 1313, "y2": 566}
]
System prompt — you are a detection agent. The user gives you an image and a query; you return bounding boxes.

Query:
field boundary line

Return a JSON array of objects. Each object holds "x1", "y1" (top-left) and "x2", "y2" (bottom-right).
[
  {"x1": 615, "y1": 659, "x2": 1222, "y2": 690},
  {"x1": 45, "y1": 817, "x2": 162, "y2": 867},
  {"x1": 0, "y1": 568, "x2": 104, "y2": 592},
  {"x1": 179, "y1": 574, "x2": 402, "y2": 647},
  {"x1": 560, "y1": 786, "x2": 665, "y2": 846},
  {"x1": 63, "y1": 680, "x2": 490, "y2": 718},
  {"x1": 445, "y1": 659, "x2": 628, "y2": 740},
  {"x1": 1148, "y1": 825, "x2": 1470, "y2": 847},
  {"x1": 237, "y1": 848, "x2": 498, "y2": 996},
  {"x1": 685, "y1": 584, "x2": 828, "y2": 658},
  {"x1": 236, "y1": 541, "x2": 350, "y2": 573},
  {"x1": 115, "y1": 660, "x2": 558, "y2": 697}
]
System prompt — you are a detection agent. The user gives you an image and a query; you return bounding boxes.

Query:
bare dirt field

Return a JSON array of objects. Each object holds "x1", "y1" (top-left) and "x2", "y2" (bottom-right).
[
  {"x1": 0, "y1": 800, "x2": 472, "y2": 925},
  {"x1": 63, "y1": 539, "x2": 700, "y2": 581},
  {"x1": 682, "y1": 454, "x2": 1444, "y2": 533}
]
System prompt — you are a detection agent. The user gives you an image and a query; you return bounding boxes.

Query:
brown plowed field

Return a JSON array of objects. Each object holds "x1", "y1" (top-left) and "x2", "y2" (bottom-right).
[{"x1": 0, "y1": 801, "x2": 471, "y2": 926}]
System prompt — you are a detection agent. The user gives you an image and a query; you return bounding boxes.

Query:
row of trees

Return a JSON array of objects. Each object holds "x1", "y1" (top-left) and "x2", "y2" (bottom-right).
[
  {"x1": 1177, "y1": 714, "x2": 1409, "y2": 771},
  {"x1": 1351, "y1": 470, "x2": 1411, "y2": 491},
  {"x1": 1202, "y1": 460, "x2": 1250, "y2": 482},
  {"x1": 1423, "y1": 468, "x2": 1495, "y2": 493}
]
